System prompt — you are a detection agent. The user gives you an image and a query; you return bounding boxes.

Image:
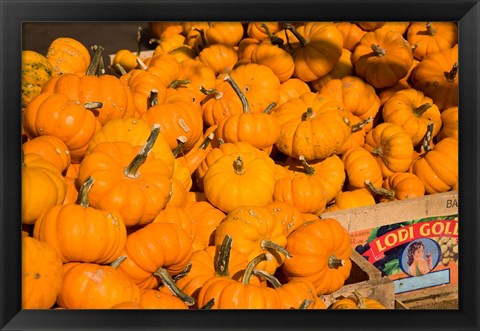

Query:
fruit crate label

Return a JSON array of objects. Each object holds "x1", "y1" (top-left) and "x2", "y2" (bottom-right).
[{"x1": 352, "y1": 215, "x2": 458, "y2": 294}]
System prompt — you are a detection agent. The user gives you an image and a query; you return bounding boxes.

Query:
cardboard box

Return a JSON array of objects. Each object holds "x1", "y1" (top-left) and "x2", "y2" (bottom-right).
[
  {"x1": 321, "y1": 249, "x2": 395, "y2": 309},
  {"x1": 320, "y1": 191, "x2": 458, "y2": 299}
]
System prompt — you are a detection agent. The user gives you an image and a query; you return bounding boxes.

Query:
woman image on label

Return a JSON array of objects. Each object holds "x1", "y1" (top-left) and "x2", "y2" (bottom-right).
[{"x1": 406, "y1": 241, "x2": 433, "y2": 276}]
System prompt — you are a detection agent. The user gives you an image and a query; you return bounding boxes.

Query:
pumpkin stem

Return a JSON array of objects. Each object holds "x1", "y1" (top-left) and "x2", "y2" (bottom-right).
[
  {"x1": 419, "y1": 121, "x2": 434, "y2": 153},
  {"x1": 263, "y1": 102, "x2": 277, "y2": 114},
  {"x1": 148, "y1": 38, "x2": 160, "y2": 46},
  {"x1": 124, "y1": 124, "x2": 160, "y2": 178},
  {"x1": 328, "y1": 255, "x2": 345, "y2": 269},
  {"x1": 242, "y1": 253, "x2": 269, "y2": 285},
  {"x1": 299, "y1": 155, "x2": 316, "y2": 176},
  {"x1": 214, "y1": 235, "x2": 233, "y2": 277},
  {"x1": 76, "y1": 176, "x2": 95, "y2": 207},
  {"x1": 351, "y1": 117, "x2": 373, "y2": 132},
  {"x1": 136, "y1": 26, "x2": 143, "y2": 56},
  {"x1": 371, "y1": 44, "x2": 386, "y2": 57},
  {"x1": 352, "y1": 291, "x2": 366, "y2": 309},
  {"x1": 172, "y1": 262, "x2": 193, "y2": 282},
  {"x1": 168, "y1": 79, "x2": 191, "y2": 89},
  {"x1": 148, "y1": 89, "x2": 159, "y2": 108},
  {"x1": 425, "y1": 22, "x2": 436, "y2": 36},
  {"x1": 233, "y1": 156, "x2": 245, "y2": 175},
  {"x1": 371, "y1": 145, "x2": 384, "y2": 158},
  {"x1": 260, "y1": 23, "x2": 284, "y2": 47},
  {"x1": 299, "y1": 299, "x2": 314, "y2": 309},
  {"x1": 445, "y1": 62, "x2": 458, "y2": 82},
  {"x1": 223, "y1": 73, "x2": 251, "y2": 113},
  {"x1": 193, "y1": 28, "x2": 208, "y2": 51},
  {"x1": 252, "y1": 269, "x2": 282, "y2": 288},
  {"x1": 200, "y1": 298, "x2": 215, "y2": 309},
  {"x1": 172, "y1": 136, "x2": 188, "y2": 157},
  {"x1": 413, "y1": 103, "x2": 432, "y2": 117},
  {"x1": 260, "y1": 239, "x2": 292, "y2": 259},
  {"x1": 154, "y1": 267, "x2": 195, "y2": 306},
  {"x1": 199, "y1": 86, "x2": 224, "y2": 100},
  {"x1": 110, "y1": 255, "x2": 127, "y2": 269},
  {"x1": 136, "y1": 57, "x2": 148, "y2": 71},
  {"x1": 114, "y1": 63, "x2": 128, "y2": 75},
  {"x1": 86, "y1": 45, "x2": 104, "y2": 76},
  {"x1": 84, "y1": 102, "x2": 103, "y2": 110},
  {"x1": 302, "y1": 107, "x2": 315, "y2": 121},
  {"x1": 365, "y1": 179, "x2": 395, "y2": 200},
  {"x1": 283, "y1": 23, "x2": 308, "y2": 47}
]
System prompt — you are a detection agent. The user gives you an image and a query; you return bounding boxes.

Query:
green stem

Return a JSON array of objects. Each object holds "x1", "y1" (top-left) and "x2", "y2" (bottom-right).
[
  {"x1": 172, "y1": 136, "x2": 188, "y2": 157},
  {"x1": 167, "y1": 79, "x2": 191, "y2": 89},
  {"x1": 110, "y1": 255, "x2": 127, "y2": 269},
  {"x1": 115, "y1": 63, "x2": 127, "y2": 75},
  {"x1": 260, "y1": 23, "x2": 284, "y2": 47},
  {"x1": 200, "y1": 298, "x2": 215, "y2": 309},
  {"x1": 172, "y1": 262, "x2": 193, "y2": 282},
  {"x1": 413, "y1": 103, "x2": 432, "y2": 117},
  {"x1": 328, "y1": 255, "x2": 345, "y2": 269},
  {"x1": 84, "y1": 102, "x2": 103, "y2": 110},
  {"x1": 283, "y1": 23, "x2": 308, "y2": 47},
  {"x1": 252, "y1": 269, "x2": 282, "y2": 288},
  {"x1": 233, "y1": 156, "x2": 245, "y2": 175},
  {"x1": 419, "y1": 121, "x2": 434, "y2": 153},
  {"x1": 365, "y1": 179, "x2": 395, "y2": 200},
  {"x1": 148, "y1": 89, "x2": 159, "y2": 108},
  {"x1": 242, "y1": 253, "x2": 268, "y2": 285},
  {"x1": 154, "y1": 267, "x2": 195, "y2": 306},
  {"x1": 214, "y1": 235, "x2": 233, "y2": 277},
  {"x1": 426, "y1": 22, "x2": 436, "y2": 36},
  {"x1": 302, "y1": 107, "x2": 314, "y2": 121},
  {"x1": 371, "y1": 44, "x2": 386, "y2": 57},
  {"x1": 445, "y1": 63, "x2": 458, "y2": 82},
  {"x1": 136, "y1": 57, "x2": 148, "y2": 71},
  {"x1": 223, "y1": 74, "x2": 250, "y2": 113},
  {"x1": 198, "y1": 132, "x2": 214, "y2": 150},
  {"x1": 194, "y1": 28, "x2": 208, "y2": 51},
  {"x1": 263, "y1": 102, "x2": 277, "y2": 114},
  {"x1": 298, "y1": 155, "x2": 315, "y2": 176},
  {"x1": 76, "y1": 176, "x2": 95, "y2": 208},
  {"x1": 299, "y1": 299, "x2": 314, "y2": 309},
  {"x1": 123, "y1": 124, "x2": 160, "y2": 178},
  {"x1": 351, "y1": 117, "x2": 373, "y2": 133},
  {"x1": 136, "y1": 26, "x2": 143, "y2": 56},
  {"x1": 86, "y1": 45, "x2": 104, "y2": 76},
  {"x1": 199, "y1": 86, "x2": 223, "y2": 100},
  {"x1": 260, "y1": 239, "x2": 292, "y2": 259}
]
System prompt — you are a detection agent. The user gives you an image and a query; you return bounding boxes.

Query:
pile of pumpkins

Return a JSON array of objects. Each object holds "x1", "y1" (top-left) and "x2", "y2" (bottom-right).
[{"x1": 21, "y1": 21, "x2": 458, "y2": 309}]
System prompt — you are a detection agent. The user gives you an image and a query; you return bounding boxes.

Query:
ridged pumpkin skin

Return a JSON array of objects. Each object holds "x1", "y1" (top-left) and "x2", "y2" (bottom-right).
[
  {"x1": 214, "y1": 206, "x2": 288, "y2": 275},
  {"x1": 247, "y1": 22, "x2": 280, "y2": 40},
  {"x1": 407, "y1": 22, "x2": 458, "y2": 60},
  {"x1": 116, "y1": 222, "x2": 193, "y2": 288},
  {"x1": 22, "y1": 92, "x2": 102, "y2": 163},
  {"x1": 311, "y1": 48, "x2": 354, "y2": 89},
  {"x1": 153, "y1": 204, "x2": 197, "y2": 243},
  {"x1": 363, "y1": 122, "x2": 415, "y2": 175},
  {"x1": 203, "y1": 22, "x2": 245, "y2": 46},
  {"x1": 140, "y1": 288, "x2": 189, "y2": 309},
  {"x1": 381, "y1": 172, "x2": 426, "y2": 201},
  {"x1": 356, "y1": 22, "x2": 387, "y2": 31},
  {"x1": 186, "y1": 201, "x2": 226, "y2": 251},
  {"x1": 274, "y1": 92, "x2": 352, "y2": 161},
  {"x1": 437, "y1": 107, "x2": 458, "y2": 141},
  {"x1": 411, "y1": 45, "x2": 458, "y2": 110},
  {"x1": 251, "y1": 42, "x2": 295, "y2": 82},
  {"x1": 410, "y1": 137, "x2": 458, "y2": 194},
  {"x1": 288, "y1": 22, "x2": 344, "y2": 82},
  {"x1": 329, "y1": 292, "x2": 386, "y2": 309},
  {"x1": 318, "y1": 76, "x2": 381, "y2": 131},
  {"x1": 33, "y1": 178, "x2": 127, "y2": 264},
  {"x1": 382, "y1": 89, "x2": 442, "y2": 146},
  {"x1": 281, "y1": 218, "x2": 352, "y2": 295},
  {"x1": 21, "y1": 50, "x2": 54, "y2": 108},
  {"x1": 341, "y1": 147, "x2": 383, "y2": 190},
  {"x1": 266, "y1": 200, "x2": 305, "y2": 236},
  {"x1": 203, "y1": 152, "x2": 276, "y2": 213},
  {"x1": 197, "y1": 44, "x2": 238, "y2": 75},
  {"x1": 57, "y1": 261, "x2": 142, "y2": 309},
  {"x1": 42, "y1": 72, "x2": 135, "y2": 126},
  {"x1": 22, "y1": 135, "x2": 71, "y2": 174},
  {"x1": 22, "y1": 236, "x2": 64, "y2": 309},
  {"x1": 352, "y1": 29, "x2": 413, "y2": 88},
  {"x1": 86, "y1": 117, "x2": 175, "y2": 178},
  {"x1": 76, "y1": 139, "x2": 173, "y2": 227},
  {"x1": 22, "y1": 153, "x2": 67, "y2": 224},
  {"x1": 272, "y1": 277, "x2": 327, "y2": 309},
  {"x1": 277, "y1": 78, "x2": 311, "y2": 107},
  {"x1": 46, "y1": 37, "x2": 91, "y2": 76},
  {"x1": 334, "y1": 22, "x2": 366, "y2": 51}
]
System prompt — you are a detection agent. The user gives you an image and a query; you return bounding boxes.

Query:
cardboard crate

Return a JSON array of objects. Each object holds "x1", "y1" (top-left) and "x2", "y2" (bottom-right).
[
  {"x1": 320, "y1": 249, "x2": 395, "y2": 309},
  {"x1": 320, "y1": 191, "x2": 459, "y2": 300},
  {"x1": 395, "y1": 283, "x2": 458, "y2": 309}
]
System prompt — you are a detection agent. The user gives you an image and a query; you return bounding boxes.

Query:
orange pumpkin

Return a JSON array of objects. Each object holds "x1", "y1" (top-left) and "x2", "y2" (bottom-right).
[
  {"x1": 186, "y1": 200, "x2": 226, "y2": 251},
  {"x1": 22, "y1": 135, "x2": 71, "y2": 174},
  {"x1": 140, "y1": 288, "x2": 189, "y2": 309},
  {"x1": 437, "y1": 106, "x2": 458, "y2": 141},
  {"x1": 22, "y1": 236, "x2": 64, "y2": 309},
  {"x1": 250, "y1": 41, "x2": 295, "y2": 83},
  {"x1": 411, "y1": 44, "x2": 458, "y2": 110},
  {"x1": 46, "y1": 37, "x2": 91, "y2": 76},
  {"x1": 407, "y1": 22, "x2": 458, "y2": 60},
  {"x1": 247, "y1": 22, "x2": 281, "y2": 40},
  {"x1": 366, "y1": 172, "x2": 425, "y2": 202},
  {"x1": 329, "y1": 291, "x2": 386, "y2": 309},
  {"x1": 197, "y1": 44, "x2": 238, "y2": 75},
  {"x1": 356, "y1": 22, "x2": 387, "y2": 31},
  {"x1": 33, "y1": 176, "x2": 127, "y2": 264},
  {"x1": 324, "y1": 189, "x2": 376, "y2": 213},
  {"x1": 22, "y1": 152, "x2": 67, "y2": 224},
  {"x1": 341, "y1": 146, "x2": 383, "y2": 190},
  {"x1": 265, "y1": 200, "x2": 305, "y2": 236},
  {"x1": 277, "y1": 78, "x2": 311, "y2": 107},
  {"x1": 352, "y1": 29, "x2": 413, "y2": 88},
  {"x1": 311, "y1": 48, "x2": 354, "y2": 89},
  {"x1": 282, "y1": 218, "x2": 352, "y2": 295},
  {"x1": 334, "y1": 22, "x2": 366, "y2": 51}
]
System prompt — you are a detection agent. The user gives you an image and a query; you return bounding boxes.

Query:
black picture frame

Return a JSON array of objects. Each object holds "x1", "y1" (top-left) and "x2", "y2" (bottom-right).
[{"x1": 1, "y1": 0, "x2": 479, "y2": 330}]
